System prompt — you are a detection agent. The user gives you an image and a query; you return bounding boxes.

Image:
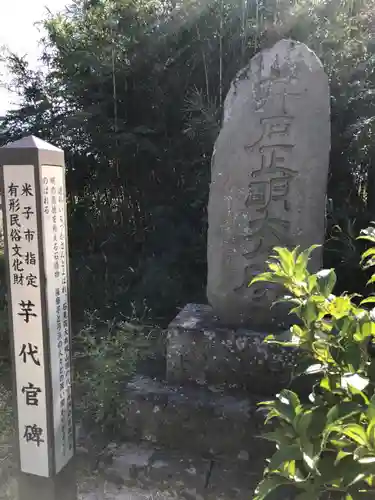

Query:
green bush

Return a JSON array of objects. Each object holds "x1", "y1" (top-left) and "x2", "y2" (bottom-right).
[
  {"x1": 253, "y1": 226, "x2": 375, "y2": 499},
  {"x1": 74, "y1": 312, "x2": 155, "y2": 437}
]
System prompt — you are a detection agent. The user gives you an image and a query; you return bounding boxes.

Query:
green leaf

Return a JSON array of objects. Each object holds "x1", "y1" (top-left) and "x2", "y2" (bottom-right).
[
  {"x1": 327, "y1": 402, "x2": 362, "y2": 426},
  {"x1": 335, "y1": 316, "x2": 355, "y2": 337},
  {"x1": 353, "y1": 446, "x2": 369, "y2": 461},
  {"x1": 330, "y1": 438, "x2": 354, "y2": 448},
  {"x1": 307, "y1": 275, "x2": 318, "y2": 293},
  {"x1": 295, "y1": 245, "x2": 320, "y2": 274},
  {"x1": 351, "y1": 391, "x2": 370, "y2": 406},
  {"x1": 366, "y1": 418, "x2": 375, "y2": 448},
  {"x1": 294, "y1": 409, "x2": 313, "y2": 437},
  {"x1": 290, "y1": 324, "x2": 305, "y2": 340},
  {"x1": 358, "y1": 455, "x2": 375, "y2": 464},
  {"x1": 302, "y1": 442, "x2": 318, "y2": 471},
  {"x1": 345, "y1": 347, "x2": 362, "y2": 372},
  {"x1": 365, "y1": 474, "x2": 375, "y2": 487},
  {"x1": 368, "y1": 359, "x2": 375, "y2": 383},
  {"x1": 272, "y1": 247, "x2": 295, "y2": 275},
  {"x1": 278, "y1": 389, "x2": 300, "y2": 409},
  {"x1": 265, "y1": 329, "x2": 300, "y2": 347},
  {"x1": 363, "y1": 259, "x2": 375, "y2": 271},
  {"x1": 331, "y1": 424, "x2": 368, "y2": 446},
  {"x1": 316, "y1": 268, "x2": 337, "y2": 297},
  {"x1": 272, "y1": 296, "x2": 301, "y2": 308},
  {"x1": 368, "y1": 395, "x2": 375, "y2": 421},
  {"x1": 335, "y1": 449, "x2": 353, "y2": 464},
  {"x1": 264, "y1": 395, "x2": 299, "y2": 424},
  {"x1": 340, "y1": 458, "x2": 371, "y2": 488},
  {"x1": 280, "y1": 459, "x2": 298, "y2": 480},
  {"x1": 294, "y1": 491, "x2": 318, "y2": 500},
  {"x1": 261, "y1": 429, "x2": 294, "y2": 446},
  {"x1": 250, "y1": 272, "x2": 284, "y2": 286},
  {"x1": 268, "y1": 262, "x2": 282, "y2": 273},
  {"x1": 341, "y1": 373, "x2": 369, "y2": 392},
  {"x1": 308, "y1": 407, "x2": 328, "y2": 436},
  {"x1": 304, "y1": 363, "x2": 324, "y2": 375},
  {"x1": 253, "y1": 475, "x2": 290, "y2": 500},
  {"x1": 258, "y1": 400, "x2": 276, "y2": 407},
  {"x1": 268, "y1": 444, "x2": 302, "y2": 471},
  {"x1": 358, "y1": 226, "x2": 375, "y2": 243},
  {"x1": 301, "y1": 300, "x2": 319, "y2": 326},
  {"x1": 345, "y1": 492, "x2": 368, "y2": 500},
  {"x1": 326, "y1": 296, "x2": 353, "y2": 319},
  {"x1": 360, "y1": 297, "x2": 375, "y2": 306},
  {"x1": 359, "y1": 319, "x2": 375, "y2": 339},
  {"x1": 318, "y1": 452, "x2": 341, "y2": 482},
  {"x1": 320, "y1": 376, "x2": 332, "y2": 391},
  {"x1": 263, "y1": 400, "x2": 295, "y2": 425},
  {"x1": 361, "y1": 247, "x2": 375, "y2": 263}
]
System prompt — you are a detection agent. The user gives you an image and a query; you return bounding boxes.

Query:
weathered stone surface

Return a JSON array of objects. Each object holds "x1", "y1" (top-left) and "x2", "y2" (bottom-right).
[
  {"x1": 79, "y1": 444, "x2": 277, "y2": 500},
  {"x1": 120, "y1": 373, "x2": 262, "y2": 460},
  {"x1": 207, "y1": 39, "x2": 330, "y2": 329},
  {"x1": 105, "y1": 443, "x2": 155, "y2": 483},
  {"x1": 205, "y1": 458, "x2": 261, "y2": 499},
  {"x1": 166, "y1": 303, "x2": 297, "y2": 391}
]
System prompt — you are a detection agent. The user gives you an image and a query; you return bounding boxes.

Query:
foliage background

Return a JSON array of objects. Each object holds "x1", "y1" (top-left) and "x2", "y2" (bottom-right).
[{"x1": 1, "y1": 0, "x2": 375, "y2": 330}]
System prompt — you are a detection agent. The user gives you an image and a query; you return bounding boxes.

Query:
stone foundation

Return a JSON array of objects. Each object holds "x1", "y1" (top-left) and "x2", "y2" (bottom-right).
[
  {"x1": 123, "y1": 375, "x2": 263, "y2": 460},
  {"x1": 166, "y1": 304, "x2": 297, "y2": 394}
]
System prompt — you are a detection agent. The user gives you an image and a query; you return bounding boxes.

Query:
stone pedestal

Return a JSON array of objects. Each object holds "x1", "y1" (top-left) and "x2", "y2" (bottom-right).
[{"x1": 166, "y1": 304, "x2": 297, "y2": 394}]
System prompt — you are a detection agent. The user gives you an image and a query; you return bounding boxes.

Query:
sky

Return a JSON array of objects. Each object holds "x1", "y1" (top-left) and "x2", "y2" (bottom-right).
[{"x1": 0, "y1": 0, "x2": 68, "y2": 116}]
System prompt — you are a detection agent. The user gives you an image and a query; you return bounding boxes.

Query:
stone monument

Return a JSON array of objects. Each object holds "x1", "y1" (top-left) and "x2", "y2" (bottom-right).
[
  {"x1": 207, "y1": 38, "x2": 330, "y2": 329},
  {"x1": 167, "y1": 39, "x2": 330, "y2": 389}
]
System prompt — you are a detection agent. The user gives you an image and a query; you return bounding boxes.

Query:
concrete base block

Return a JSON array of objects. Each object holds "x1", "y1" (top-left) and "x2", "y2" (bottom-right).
[
  {"x1": 122, "y1": 375, "x2": 268, "y2": 460},
  {"x1": 166, "y1": 304, "x2": 297, "y2": 393}
]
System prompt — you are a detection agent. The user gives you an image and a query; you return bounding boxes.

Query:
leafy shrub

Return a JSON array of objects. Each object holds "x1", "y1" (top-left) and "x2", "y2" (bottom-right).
[
  {"x1": 74, "y1": 312, "x2": 156, "y2": 437},
  {"x1": 253, "y1": 226, "x2": 375, "y2": 499}
]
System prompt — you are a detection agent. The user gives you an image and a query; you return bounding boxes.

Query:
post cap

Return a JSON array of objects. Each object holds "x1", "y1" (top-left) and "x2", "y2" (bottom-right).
[{"x1": 1, "y1": 135, "x2": 62, "y2": 152}]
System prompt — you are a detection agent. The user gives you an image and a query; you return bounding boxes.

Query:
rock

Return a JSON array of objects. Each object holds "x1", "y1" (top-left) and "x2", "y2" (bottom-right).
[
  {"x1": 151, "y1": 460, "x2": 169, "y2": 469},
  {"x1": 181, "y1": 487, "x2": 205, "y2": 500},
  {"x1": 107, "y1": 443, "x2": 155, "y2": 483},
  {"x1": 185, "y1": 466, "x2": 197, "y2": 475},
  {"x1": 207, "y1": 39, "x2": 330, "y2": 330}
]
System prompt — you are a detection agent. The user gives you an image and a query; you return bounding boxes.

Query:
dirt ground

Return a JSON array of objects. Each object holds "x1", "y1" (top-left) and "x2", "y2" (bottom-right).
[{"x1": 0, "y1": 435, "x2": 264, "y2": 500}]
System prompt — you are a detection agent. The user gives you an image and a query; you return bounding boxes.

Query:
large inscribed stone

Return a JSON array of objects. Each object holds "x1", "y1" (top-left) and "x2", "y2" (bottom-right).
[{"x1": 207, "y1": 39, "x2": 330, "y2": 330}]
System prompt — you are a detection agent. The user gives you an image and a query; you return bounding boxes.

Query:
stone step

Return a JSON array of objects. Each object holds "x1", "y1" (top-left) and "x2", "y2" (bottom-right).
[{"x1": 121, "y1": 375, "x2": 273, "y2": 462}]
